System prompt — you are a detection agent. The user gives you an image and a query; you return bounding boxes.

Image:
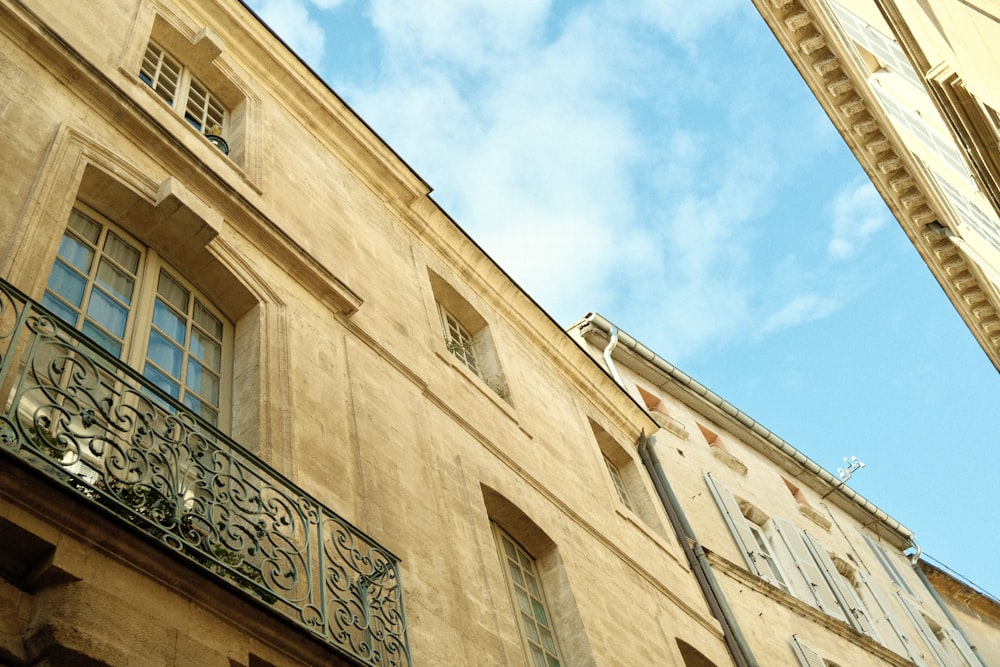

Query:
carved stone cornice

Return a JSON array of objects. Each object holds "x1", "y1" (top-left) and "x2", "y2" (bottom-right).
[{"x1": 752, "y1": 0, "x2": 1000, "y2": 370}]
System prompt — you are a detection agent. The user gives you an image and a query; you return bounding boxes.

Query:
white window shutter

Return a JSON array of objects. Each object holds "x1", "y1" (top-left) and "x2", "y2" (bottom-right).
[
  {"x1": 704, "y1": 473, "x2": 769, "y2": 581},
  {"x1": 896, "y1": 593, "x2": 957, "y2": 667},
  {"x1": 802, "y1": 533, "x2": 879, "y2": 639},
  {"x1": 942, "y1": 626, "x2": 984, "y2": 667},
  {"x1": 773, "y1": 518, "x2": 846, "y2": 620},
  {"x1": 863, "y1": 534, "x2": 915, "y2": 594},
  {"x1": 790, "y1": 635, "x2": 827, "y2": 667},
  {"x1": 858, "y1": 570, "x2": 928, "y2": 666}
]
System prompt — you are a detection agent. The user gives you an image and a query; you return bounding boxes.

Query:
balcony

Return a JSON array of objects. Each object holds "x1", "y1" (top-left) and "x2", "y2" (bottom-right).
[{"x1": 0, "y1": 278, "x2": 410, "y2": 667}]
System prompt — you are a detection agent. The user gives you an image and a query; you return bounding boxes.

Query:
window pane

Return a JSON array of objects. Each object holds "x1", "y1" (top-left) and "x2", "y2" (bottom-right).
[
  {"x1": 529, "y1": 646, "x2": 546, "y2": 667},
  {"x1": 183, "y1": 393, "x2": 218, "y2": 426},
  {"x1": 146, "y1": 329, "x2": 183, "y2": 378},
  {"x1": 156, "y1": 270, "x2": 189, "y2": 312},
  {"x1": 521, "y1": 614, "x2": 540, "y2": 642},
  {"x1": 193, "y1": 300, "x2": 223, "y2": 339},
  {"x1": 531, "y1": 599, "x2": 549, "y2": 626},
  {"x1": 186, "y1": 358, "x2": 220, "y2": 404},
  {"x1": 82, "y1": 321, "x2": 122, "y2": 357},
  {"x1": 42, "y1": 292, "x2": 80, "y2": 325},
  {"x1": 143, "y1": 363, "x2": 180, "y2": 399},
  {"x1": 67, "y1": 209, "x2": 101, "y2": 242},
  {"x1": 95, "y1": 258, "x2": 135, "y2": 304},
  {"x1": 103, "y1": 232, "x2": 140, "y2": 274},
  {"x1": 539, "y1": 628, "x2": 557, "y2": 653},
  {"x1": 86, "y1": 288, "x2": 129, "y2": 338},
  {"x1": 152, "y1": 299, "x2": 187, "y2": 344},
  {"x1": 190, "y1": 327, "x2": 222, "y2": 370},
  {"x1": 57, "y1": 234, "x2": 94, "y2": 273},
  {"x1": 46, "y1": 260, "x2": 88, "y2": 309},
  {"x1": 514, "y1": 588, "x2": 531, "y2": 614}
]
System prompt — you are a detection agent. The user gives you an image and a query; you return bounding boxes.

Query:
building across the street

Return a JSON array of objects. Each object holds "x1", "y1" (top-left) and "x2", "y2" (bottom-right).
[{"x1": 753, "y1": 0, "x2": 1000, "y2": 370}]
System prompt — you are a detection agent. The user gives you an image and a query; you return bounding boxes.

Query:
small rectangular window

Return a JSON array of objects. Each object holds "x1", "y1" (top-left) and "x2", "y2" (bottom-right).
[
  {"x1": 604, "y1": 457, "x2": 633, "y2": 511},
  {"x1": 441, "y1": 307, "x2": 481, "y2": 376},
  {"x1": 139, "y1": 41, "x2": 230, "y2": 154}
]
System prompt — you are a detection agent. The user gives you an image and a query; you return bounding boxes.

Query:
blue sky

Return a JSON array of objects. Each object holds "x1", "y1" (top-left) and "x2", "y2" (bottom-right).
[{"x1": 246, "y1": 0, "x2": 1000, "y2": 597}]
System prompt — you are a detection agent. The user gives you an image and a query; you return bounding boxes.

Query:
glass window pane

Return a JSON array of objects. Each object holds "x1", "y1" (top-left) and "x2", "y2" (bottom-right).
[
  {"x1": 521, "y1": 613, "x2": 540, "y2": 642},
  {"x1": 67, "y1": 209, "x2": 101, "y2": 243},
  {"x1": 41, "y1": 292, "x2": 80, "y2": 325},
  {"x1": 156, "y1": 270, "x2": 189, "y2": 312},
  {"x1": 539, "y1": 628, "x2": 557, "y2": 653},
  {"x1": 86, "y1": 288, "x2": 129, "y2": 338},
  {"x1": 57, "y1": 234, "x2": 94, "y2": 273},
  {"x1": 103, "y1": 232, "x2": 140, "y2": 273},
  {"x1": 183, "y1": 393, "x2": 218, "y2": 426},
  {"x1": 190, "y1": 328, "x2": 222, "y2": 370},
  {"x1": 530, "y1": 645, "x2": 546, "y2": 667},
  {"x1": 152, "y1": 299, "x2": 187, "y2": 344},
  {"x1": 46, "y1": 260, "x2": 88, "y2": 309},
  {"x1": 524, "y1": 574, "x2": 541, "y2": 597},
  {"x1": 546, "y1": 655, "x2": 561, "y2": 667},
  {"x1": 186, "y1": 358, "x2": 220, "y2": 404},
  {"x1": 514, "y1": 588, "x2": 531, "y2": 614},
  {"x1": 95, "y1": 259, "x2": 135, "y2": 304},
  {"x1": 531, "y1": 599, "x2": 549, "y2": 626},
  {"x1": 82, "y1": 321, "x2": 122, "y2": 357},
  {"x1": 502, "y1": 538, "x2": 518, "y2": 560},
  {"x1": 143, "y1": 363, "x2": 180, "y2": 399},
  {"x1": 146, "y1": 329, "x2": 183, "y2": 378},
  {"x1": 193, "y1": 300, "x2": 223, "y2": 339}
]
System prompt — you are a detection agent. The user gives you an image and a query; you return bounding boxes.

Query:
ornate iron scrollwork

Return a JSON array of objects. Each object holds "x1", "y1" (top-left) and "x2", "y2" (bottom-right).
[{"x1": 0, "y1": 279, "x2": 410, "y2": 667}]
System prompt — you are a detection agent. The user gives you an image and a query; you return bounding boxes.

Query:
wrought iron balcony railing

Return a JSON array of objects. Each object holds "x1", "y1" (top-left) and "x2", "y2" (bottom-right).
[{"x1": 0, "y1": 278, "x2": 410, "y2": 667}]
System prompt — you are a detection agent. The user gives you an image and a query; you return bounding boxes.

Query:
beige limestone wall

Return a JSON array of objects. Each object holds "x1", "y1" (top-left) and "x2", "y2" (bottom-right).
[{"x1": 0, "y1": 0, "x2": 732, "y2": 665}]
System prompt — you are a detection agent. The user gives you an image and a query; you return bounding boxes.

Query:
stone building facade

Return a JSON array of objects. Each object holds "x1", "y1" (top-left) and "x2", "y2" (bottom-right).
[
  {"x1": 752, "y1": 0, "x2": 1000, "y2": 370},
  {"x1": 571, "y1": 314, "x2": 992, "y2": 666},
  {"x1": 0, "y1": 0, "x2": 994, "y2": 666}
]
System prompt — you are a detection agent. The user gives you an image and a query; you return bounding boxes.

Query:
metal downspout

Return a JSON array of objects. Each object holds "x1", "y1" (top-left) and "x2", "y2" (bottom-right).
[
  {"x1": 909, "y1": 540, "x2": 986, "y2": 666},
  {"x1": 596, "y1": 318, "x2": 757, "y2": 667},
  {"x1": 638, "y1": 433, "x2": 758, "y2": 667},
  {"x1": 602, "y1": 325, "x2": 626, "y2": 387}
]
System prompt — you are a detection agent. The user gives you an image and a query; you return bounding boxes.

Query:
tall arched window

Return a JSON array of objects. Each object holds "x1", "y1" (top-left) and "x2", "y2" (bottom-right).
[{"x1": 42, "y1": 206, "x2": 232, "y2": 427}]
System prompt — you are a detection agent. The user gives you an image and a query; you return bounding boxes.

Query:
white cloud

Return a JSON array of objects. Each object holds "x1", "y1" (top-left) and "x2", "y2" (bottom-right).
[
  {"x1": 368, "y1": 0, "x2": 552, "y2": 69},
  {"x1": 827, "y1": 177, "x2": 891, "y2": 260},
  {"x1": 758, "y1": 293, "x2": 841, "y2": 335},
  {"x1": 249, "y1": 0, "x2": 327, "y2": 65},
  {"x1": 330, "y1": 0, "x2": 850, "y2": 361}
]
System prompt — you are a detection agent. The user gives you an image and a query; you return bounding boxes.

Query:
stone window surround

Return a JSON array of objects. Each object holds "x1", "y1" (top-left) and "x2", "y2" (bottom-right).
[
  {"x1": 3, "y1": 125, "x2": 290, "y2": 464},
  {"x1": 121, "y1": 4, "x2": 263, "y2": 187}
]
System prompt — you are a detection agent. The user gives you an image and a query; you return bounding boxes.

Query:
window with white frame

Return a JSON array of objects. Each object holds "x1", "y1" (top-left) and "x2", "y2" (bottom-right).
[
  {"x1": 493, "y1": 524, "x2": 564, "y2": 667},
  {"x1": 43, "y1": 207, "x2": 232, "y2": 427},
  {"x1": 440, "y1": 306, "x2": 481, "y2": 376},
  {"x1": 139, "y1": 41, "x2": 229, "y2": 152}
]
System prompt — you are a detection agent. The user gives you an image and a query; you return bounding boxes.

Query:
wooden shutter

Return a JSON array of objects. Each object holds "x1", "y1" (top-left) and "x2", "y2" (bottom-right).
[
  {"x1": 863, "y1": 534, "x2": 914, "y2": 594},
  {"x1": 857, "y1": 570, "x2": 928, "y2": 666},
  {"x1": 942, "y1": 626, "x2": 984, "y2": 667},
  {"x1": 773, "y1": 519, "x2": 846, "y2": 620},
  {"x1": 704, "y1": 473, "x2": 770, "y2": 581},
  {"x1": 802, "y1": 533, "x2": 879, "y2": 639},
  {"x1": 790, "y1": 635, "x2": 827, "y2": 667},
  {"x1": 897, "y1": 593, "x2": 957, "y2": 667}
]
